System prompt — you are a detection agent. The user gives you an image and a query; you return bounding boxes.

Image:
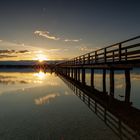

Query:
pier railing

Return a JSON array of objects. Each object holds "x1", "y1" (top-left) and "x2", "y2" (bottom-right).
[{"x1": 58, "y1": 36, "x2": 140, "y2": 66}]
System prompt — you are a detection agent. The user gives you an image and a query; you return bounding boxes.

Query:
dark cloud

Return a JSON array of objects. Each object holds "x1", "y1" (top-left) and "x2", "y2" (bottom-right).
[
  {"x1": 0, "y1": 55, "x2": 17, "y2": 58},
  {"x1": 0, "y1": 50, "x2": 29, "y2": 59},
  {"x1": 0, "y1": 50, "x2": 15, "y2": 54},
  {"x1": 0, "y1": 50, "x2": 29, "y2": 54},
  {"x1": 18, "y1": 50, "x2": 29, "y2": 53}
]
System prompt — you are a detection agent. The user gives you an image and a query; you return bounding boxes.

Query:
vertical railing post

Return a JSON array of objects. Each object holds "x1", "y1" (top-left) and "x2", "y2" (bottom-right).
[
  {"x1": 83, "y1": 55, "x2": 85, "y2": 64},
  {"x1": 113, "y1": 51, "x2": 115, "y2": 62},
  {"x1": 78, "y1": 57, "x2": 80, "y2": 65},
  {"x1": 125, "y1": 49, "x2": 127, "y2": 61},
  {"x1": 119, "y1": 43, "x2": 122, "y2": 61},
  {"x1": 76, "y1": 57, "x2": 78, "y2": 65},
  {"x1": 104, "y1": 48, "x2": 107, "y2": 63},
  {"x1": 88, "y1": 53, "x2": 90, "y2": 64},
  {"x1": 95, "y1": 51, "x2": 97, "y2": 63},
  {"x1": 74, "y1": 58, "x2": 76, "y2": 65},
  {"x1": 79, "y1": 56, "x2": 81, "y2": 65}
]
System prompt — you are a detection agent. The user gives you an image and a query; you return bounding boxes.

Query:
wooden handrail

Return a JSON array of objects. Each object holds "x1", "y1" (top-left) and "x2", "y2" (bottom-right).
[{"x1": 57, "y1": 36, "x2": 140, "y2": 66}]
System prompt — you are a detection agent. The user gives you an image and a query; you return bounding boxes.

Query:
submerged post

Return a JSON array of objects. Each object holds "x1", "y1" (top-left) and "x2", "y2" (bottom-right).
[
  {"x1": 82, "y1": 68, "x2": 86, "y2": 85},
  {"x1": 71, "y1": 68, "x2": 74, "y2": 79},
  {"x1": 125, "y1": 69, "x2": 131, "y2": 103},
  {"x1": 77, "y1": 68, "x2": 80, "y2": 81},
  {"x1": 91, "y1": 68, "x2": 94, "y2": 87},
  {"x1": 103, "y1": 69, "x2": 106, "y2": 93},
  {"x1": 68, "y1": 68, "x2": 70, "y2": 77},
  {"x1": 110, "y1": 69, "x2": 114, "y2": 97},
  {"x1": 66, "y1": 68, "x2": 68, "y2": 76},
  {"x1": 73, "y1": 68, "x2": 76, "y2": 80},
  {"x1": 74, "y1": 68, "x2": 78, "y2": 81}
]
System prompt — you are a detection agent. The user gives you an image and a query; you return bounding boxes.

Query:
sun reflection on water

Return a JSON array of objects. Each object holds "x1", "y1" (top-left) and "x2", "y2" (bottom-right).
[{"x1": 34, "y1": 70, "x2": 47, "y2": 80}]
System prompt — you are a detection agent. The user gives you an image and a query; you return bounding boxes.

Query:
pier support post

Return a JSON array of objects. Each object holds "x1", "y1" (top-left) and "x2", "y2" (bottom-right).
[
  {"x1": 82, "y1": 68, "x2": 86, "y2": 85},
  {"x1": 71, "y1": 68, "x2": 74, "y2": 79},
  {"x1": 110, "y1": 69, "x2": 114, "y2": 97},
  {"x1": 74, "y1": 68, "x2": 78, "y2": 80},
  {"x1": 91, "y1": 68, "x2": 94, "y2": 87},
  {"x1": 63, "y1": 68, "x2": 66, "y2": 75},
  {"x1": 125, "y1": 69, "x2": 131, "y2": 103},
  {"x1": 67, "y1": 68, "x2": 70, "y2": 77},
  {"x1": 70, "y1": 68, "x2": 72, "y2": 78},
  {"x1": 77, "y1": 68, "x2": 80, "y2": 81},
  {"x1": 66, "y1": 68, "x2": 68, "y2": 76},
  {"x1": 62, "y1": 68, "x2": 64, "y2": 75},
  {"x1": 103, "y1": 69, "x2": 106, "y2": 93},
  {"x1": 73, "y1": 68, "x2": 75, "y2": 80}
]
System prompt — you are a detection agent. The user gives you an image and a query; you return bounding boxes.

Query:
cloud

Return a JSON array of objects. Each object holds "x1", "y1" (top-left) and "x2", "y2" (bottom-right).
[
  {"x1": 0, "y1": 49, "x2": 30, "y2": 59},
  {"x1": 64, "y1": 39, "x2": 80, "y2": 42},
  {"x1": 0, "y1": 50, "x2": 15, "y2": 54},
  {"x1": 17, "y1": 50, "x2": 29, "y2": 53},
  {"x1": 34, "y1": 30, "x2": 60, "y2": 40},
  {"x1": 78, "y1": 45, "x2": 100, "y2": 52},
  {"x1": 0, "y1": 55, "x2": 17, "y2": 58},
  {"x1": 45, "y1": 49, "x2": 61, "y2": 52},
  {"x1": 0, "y1": 40, "x2": 40, "y2": 51},
  {"x1": 34, "y1": 30, "x2": 81, "y2": 43},
  {"x1": 0, "y1": 50, "x2": 29, "y2": 54},
  {"x1": 79, "y1": 46, "x2": 96, "y2": 52}
]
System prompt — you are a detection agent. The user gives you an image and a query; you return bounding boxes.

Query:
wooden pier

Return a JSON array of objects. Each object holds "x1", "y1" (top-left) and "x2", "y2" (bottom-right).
[{"x1": 55, "y1": 36, "x2": 140, "y2": 99}]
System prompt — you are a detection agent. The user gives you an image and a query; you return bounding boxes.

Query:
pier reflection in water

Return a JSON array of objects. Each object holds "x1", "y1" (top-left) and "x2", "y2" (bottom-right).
[
  {"x1": 0, "y1": 68, "x2": 140, "y2": 139},
  {"x1": 59, "y1": 74, "x2": 140, "y2": 140}
]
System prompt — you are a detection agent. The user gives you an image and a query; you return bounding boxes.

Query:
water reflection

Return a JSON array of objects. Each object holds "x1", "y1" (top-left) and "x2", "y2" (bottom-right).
[
  {"x1": 1, "y1": 70, "x2": 119, "y2": 140},
  {"x1": 35, "y1": 93, "x2": 60, "y2": 105},
  {"x1": 59, "y1": 74, "x2": 140, "y2": 140},
  {"x1": 0, "y1": 69, "x2": 58, "y2": 94},
  {"x1": 84, "y1": 69, "x2": 140, "y2": 108},
  {"x1": 0, "y1": 71, "x2": 47, "y2": 85},
  {"x1": 0, "y1": 68, "x2": 140, "y2": 139},
  {"x1": 34, "y1": 70, "x2": 47, "y2": 80}
]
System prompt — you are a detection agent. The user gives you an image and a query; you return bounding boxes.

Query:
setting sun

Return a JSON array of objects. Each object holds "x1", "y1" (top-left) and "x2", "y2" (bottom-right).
[{"x1": 36, "y1": 53, "x2": 48, "y2": 62}]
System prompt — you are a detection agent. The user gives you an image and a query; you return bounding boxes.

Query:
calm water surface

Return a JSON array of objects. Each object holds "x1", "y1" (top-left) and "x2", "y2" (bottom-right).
[{"x1": 0, "y1": 68, "x2": 139, "y2": 140}]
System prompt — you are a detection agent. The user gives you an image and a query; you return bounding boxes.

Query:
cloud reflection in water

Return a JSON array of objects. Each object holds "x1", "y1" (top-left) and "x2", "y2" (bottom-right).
[
  {"x1": 35, "y1": 93, "x2": 60, "y2": 105},
  {"x1": 0, "y1": 70, "x2": 60, "y2": 94}
]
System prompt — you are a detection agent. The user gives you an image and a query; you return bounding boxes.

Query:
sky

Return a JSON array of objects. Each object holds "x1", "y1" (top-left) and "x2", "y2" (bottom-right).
[{"x1": 0, "y1": 0, "x2": 140, "y2": 61}]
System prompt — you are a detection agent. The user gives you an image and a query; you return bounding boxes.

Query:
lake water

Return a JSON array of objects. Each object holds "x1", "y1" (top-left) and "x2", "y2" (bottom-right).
[{"x1": 0, "y1": 68, "x2": 139, "y2": 140}]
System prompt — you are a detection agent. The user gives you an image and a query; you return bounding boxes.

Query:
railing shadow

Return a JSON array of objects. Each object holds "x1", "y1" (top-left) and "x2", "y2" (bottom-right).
[{"x1": 58, "y1": 73, "x2": 140, "y2": 140}]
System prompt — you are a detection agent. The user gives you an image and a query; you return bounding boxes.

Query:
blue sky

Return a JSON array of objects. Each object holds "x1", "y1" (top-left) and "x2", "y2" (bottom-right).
[{"x1": 0, "y1": 0, "x2": 140, "y2": 60}]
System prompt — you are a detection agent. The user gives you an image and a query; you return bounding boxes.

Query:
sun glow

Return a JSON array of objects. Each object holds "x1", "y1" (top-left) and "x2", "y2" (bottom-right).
[
  {"x1": 34, "y1": 71, "x2": 46, "y2": 79},
  {"x1": 35, "y1": 52, "x2": 48, "y2": 62}
]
